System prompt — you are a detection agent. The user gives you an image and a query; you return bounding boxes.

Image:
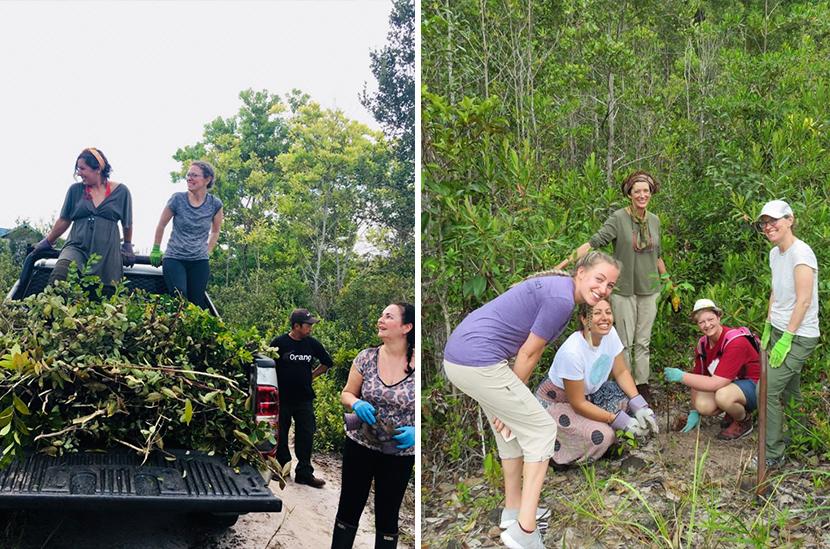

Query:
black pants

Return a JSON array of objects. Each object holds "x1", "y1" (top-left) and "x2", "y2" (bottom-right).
[
  {"x1": 162, "y1": 258, "x2": 210, "y2": 309},
  {"x1": 335, "y1": 437, "x2": 414, "y2": 534},
  {"x1": 277, "y1": 399, "x2": 316, "y2": 480}
]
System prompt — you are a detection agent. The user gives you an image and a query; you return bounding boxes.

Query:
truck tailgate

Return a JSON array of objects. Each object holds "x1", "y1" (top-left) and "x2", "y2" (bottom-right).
[{"x1": 0, "y1": 450, "x2": 281, "y2": 513}]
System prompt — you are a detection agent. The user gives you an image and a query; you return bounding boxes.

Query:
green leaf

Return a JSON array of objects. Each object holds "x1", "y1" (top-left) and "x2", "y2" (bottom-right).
[
  {"x1": 181, "y1": 399, "x2": 193, "y2": 425},
  {"x1": 12, "y1": 395, "x2": 29, "y2": 416}
]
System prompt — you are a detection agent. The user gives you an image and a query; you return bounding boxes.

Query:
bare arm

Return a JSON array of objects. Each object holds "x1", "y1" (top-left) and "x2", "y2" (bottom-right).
[
  {"x1": 311, "y1": 363, "x2": 329, "y2": 380},
  {"x1": 340, "y1": 365, "x2": 365, "y2": 409},
  {"x1": 45, "y1": 218, "x2": 72, "y2": 244},
  {"x1": 657, "y1": 257, "x2": 667, "y2": 276},
  {"x1": 207, "y1": 208, "x2": 224, "y2": 254},
  {"x1": 610, "y1": 354, "x2": 639, "y2": 398},
  {"x1": 564, "y1": 379, "x2": 616, "y2": 423},
  {"x1": 786, "y1": 264, "x2": 814, "y2": 333},
  {"x1": 556, "y1": 242, "x2": 592, "y2": 270},
  {"x1": 122, "y1": 226, "x2": 133, "y2": 243},
  {"x1": 153, "y1": 207, "x2": 174, "y2": 246},
  {"x1": 766, "y1": 290, "x2": 774, "y2": 320},
  {"x1": 677, "y1": 372, "x2": 732, "y2": 392},
  {"x1": 513, "y1": 332, "x2": 548, "y2": 383}
]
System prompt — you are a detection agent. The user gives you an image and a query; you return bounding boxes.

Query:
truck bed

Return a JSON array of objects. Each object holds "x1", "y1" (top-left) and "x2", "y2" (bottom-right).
[{"x1": 0, "y1": 450, "x2": 281, "y2": 513}]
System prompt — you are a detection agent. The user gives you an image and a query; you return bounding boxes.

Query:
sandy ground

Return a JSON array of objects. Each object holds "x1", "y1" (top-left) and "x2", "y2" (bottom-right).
[{"x1": 0, "y1": 450, "x2": 415, "y2": 548}]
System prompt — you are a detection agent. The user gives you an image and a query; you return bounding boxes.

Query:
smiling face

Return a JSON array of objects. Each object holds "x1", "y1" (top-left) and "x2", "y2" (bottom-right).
[
  {"x1": 758, "y1": 214, "x2": 793, "y2": 245},
  {"x1": 694, "y1": 309, "x2": 722, "y2": 339},
  {"x1": 628, "y1": 180, "x2": 652, "y2": 211},
  {"x1": 75, "y1": 158, "x2": 101, "y2": 185},
  {"x1": 574, "y1": 261, "x2": 619, "y2": 306},
  {"x1": 377, "y1": 304, "x2": 413, "y2": 342},
  {"x1": 186, "y1": 164, "x2": 210, "y2": 192},
  {"x1": 583, "y1": 299, "x2": 613, "y2": 338}
]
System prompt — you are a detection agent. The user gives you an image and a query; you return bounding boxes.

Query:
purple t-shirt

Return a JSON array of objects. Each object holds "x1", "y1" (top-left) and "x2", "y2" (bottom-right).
[{"x1": 444, "y1": 276, "x2": 576, "y2": 366}]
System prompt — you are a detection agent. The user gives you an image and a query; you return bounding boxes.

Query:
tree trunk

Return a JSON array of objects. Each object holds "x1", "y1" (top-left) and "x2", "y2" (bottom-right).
[{"x1": 606, "y1": 71, "x2": 616, "y2": 187}]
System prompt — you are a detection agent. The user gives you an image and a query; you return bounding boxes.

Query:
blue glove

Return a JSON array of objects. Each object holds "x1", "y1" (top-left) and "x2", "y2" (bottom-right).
[
  {"x1": 681, "y1": 410, "x2": 700, "y2": 433},
  {"x1": 393, "y1": 425, "x2": 415, "y2": 449},
  {"x1": 33, "y1": 238, "x2": 53, "y2": 253},
  {"x1": 352, "y1": 399, "x2": 376, "y2": 425},
  {"x1": 664, "y1": 367, "x2": 685, "y2": 383}
]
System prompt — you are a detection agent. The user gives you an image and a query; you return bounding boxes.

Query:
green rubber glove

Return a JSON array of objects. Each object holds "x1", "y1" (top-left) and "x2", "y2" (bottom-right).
[
  {"x1": 761, "y1": 321, "x2": 772, "y2": 350},
  {"x1": 150, "y1": 244, "x2": 163, "y2": 267},
  {"x1": 663, "y1": 367, "x2": 684, "y2": 383},
  {"x1": 769, "y1": 331, "x2": 794, "y2": 368},
  {"x1": 680, "y1": 410, "x2": 700, "y2": 433}
]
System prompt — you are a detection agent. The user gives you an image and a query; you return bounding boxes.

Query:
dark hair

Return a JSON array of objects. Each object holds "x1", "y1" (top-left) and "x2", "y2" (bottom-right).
[
  {"x1": 395, "y1": 302, "x2": 415, "y2": 374},
  {"x1": 76, "y1": 148, "x2": 111, "y2": 179},
  {"x1": 191, "y1": 160, "x2": 216, "y2": 190},
  {"x1": 621, "y1": 170, "x2": 659, "y2": 196},
  {"x1": 577, "y1": 298, "x2": 612, "y2": 330}
]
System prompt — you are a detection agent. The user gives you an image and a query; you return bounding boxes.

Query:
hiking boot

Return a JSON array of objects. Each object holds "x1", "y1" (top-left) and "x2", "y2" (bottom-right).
[
  {"x1": 719, "y1": 413, "x2": 732, "y2": 429},
  {"x1": 498, "y1": 507, "x2": 550, "y2": 529},
  {"x1": 295, "y1": 475, "x2": 326, "y2": 488},
  {"x1": 500, "y1": 520, "x2": 544, "y2": 549},
  {"x1": 717, "y1": 417, "x2": 753, "y2": 440}
]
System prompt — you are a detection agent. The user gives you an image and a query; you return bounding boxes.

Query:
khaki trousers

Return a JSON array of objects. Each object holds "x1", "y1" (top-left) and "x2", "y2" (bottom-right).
[{"x1": 610, "y1": 292, "x2": 659, "y2": 385}]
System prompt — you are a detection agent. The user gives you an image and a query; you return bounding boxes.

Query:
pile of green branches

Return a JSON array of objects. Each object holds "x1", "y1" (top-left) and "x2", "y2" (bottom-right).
[{"x1": 0, "y1": 277, "x2": 276, "y2": 471}]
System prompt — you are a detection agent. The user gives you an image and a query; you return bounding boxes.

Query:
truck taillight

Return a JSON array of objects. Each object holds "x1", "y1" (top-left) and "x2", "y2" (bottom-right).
[{"x1": 256, "y1": 386, "x2": 279, "y2": 419}]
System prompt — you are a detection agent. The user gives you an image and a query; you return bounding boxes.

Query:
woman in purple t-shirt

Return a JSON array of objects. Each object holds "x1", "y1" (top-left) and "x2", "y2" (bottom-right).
[{"x1": 443, "y1": 252, "x2": 620, "y2": 549}]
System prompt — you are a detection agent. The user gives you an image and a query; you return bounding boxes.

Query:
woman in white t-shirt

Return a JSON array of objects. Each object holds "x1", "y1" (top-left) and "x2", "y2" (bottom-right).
[
  {"x1": 534, "y1": 298, "x2": 659, "y2": 465},
  {"x1": 755, "y1": 200, "x2": 820, "y2": 468}
]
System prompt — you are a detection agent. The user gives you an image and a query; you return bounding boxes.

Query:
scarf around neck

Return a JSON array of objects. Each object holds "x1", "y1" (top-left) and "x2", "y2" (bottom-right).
[{"x1": 627, "y1": 206, "x2": 653, "y2": 252}]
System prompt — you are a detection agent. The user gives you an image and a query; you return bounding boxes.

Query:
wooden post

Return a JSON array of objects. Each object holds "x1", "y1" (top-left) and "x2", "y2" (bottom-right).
[{"x1": 756, "y1": 347, "x2": 768, "y2": 495}]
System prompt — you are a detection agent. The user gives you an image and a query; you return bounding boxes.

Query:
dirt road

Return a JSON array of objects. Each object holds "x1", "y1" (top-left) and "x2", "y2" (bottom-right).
[{"x1": 0, "y1": 452, "x2": 415, "y2": 548}]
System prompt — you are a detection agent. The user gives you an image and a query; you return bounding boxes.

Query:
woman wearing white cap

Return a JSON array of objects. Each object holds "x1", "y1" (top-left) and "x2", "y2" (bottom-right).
[
  {"x1": 663, "y1": 299, "x2": 761, "y2": 440},
  {"x1": 755, "y1": 200, "x2": 819, "y2": 468}
]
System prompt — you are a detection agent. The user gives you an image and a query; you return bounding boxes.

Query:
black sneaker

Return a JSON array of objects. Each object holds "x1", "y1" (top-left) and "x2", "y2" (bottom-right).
[{"x1": 295, "y1": 475, "x2": 326, "y2": 488}]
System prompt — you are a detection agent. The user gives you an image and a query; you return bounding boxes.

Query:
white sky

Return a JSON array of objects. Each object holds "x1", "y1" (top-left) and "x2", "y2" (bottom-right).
[{"x1": 0, "y1": 0, "x2": 391, "y2": 253}]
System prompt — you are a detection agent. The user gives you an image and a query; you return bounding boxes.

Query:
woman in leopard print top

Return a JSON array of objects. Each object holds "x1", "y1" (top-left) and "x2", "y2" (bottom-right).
[{"x1": 331, "y1": 302, "x2": 415, "y2": 549}]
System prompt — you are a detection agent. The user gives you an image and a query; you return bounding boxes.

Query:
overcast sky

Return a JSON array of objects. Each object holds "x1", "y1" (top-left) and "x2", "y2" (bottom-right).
[{"x1": 0, "y1": 0, "x2": 391, "y2": 252}]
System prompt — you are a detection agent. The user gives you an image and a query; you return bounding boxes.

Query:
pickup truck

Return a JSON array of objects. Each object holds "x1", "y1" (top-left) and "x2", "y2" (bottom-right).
[{"x1": 1, "y1": 250, "x2": 282, "y2": 527}]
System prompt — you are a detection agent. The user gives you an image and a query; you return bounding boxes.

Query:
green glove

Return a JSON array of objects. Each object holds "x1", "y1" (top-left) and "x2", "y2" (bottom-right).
[
  {"x1": 663, "y1": 367, "x2": 684, "y2": 383},
  {"x1": 761, "y1": 321, "x2": 772, "y2": 350},
  {"x1": 150, "y1": 244, "x2": 163, "y2": 267},
  {"x1": 681, "y1": 410, "x2": 700, "y2": 433},
  {"x1": 769, "y1": 331, "x2": 794, "y2": 368}
]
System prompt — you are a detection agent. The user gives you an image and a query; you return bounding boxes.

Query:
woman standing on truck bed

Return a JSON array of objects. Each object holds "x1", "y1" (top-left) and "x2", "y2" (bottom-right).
[
  {"x1": 34, "y1": 147, "x2": 134, "y2": 292},
  {"x1": 150, "y1": 160, "x2": 224, "y2": 309},
  {"x1": 332, "y1": 302, "x2": 415, "y2": 549}
]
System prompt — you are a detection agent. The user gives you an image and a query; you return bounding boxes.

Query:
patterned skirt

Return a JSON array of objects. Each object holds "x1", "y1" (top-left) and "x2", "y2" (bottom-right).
[{"x1": 534, "y1": 378, "x2": 629, "y2": 465}]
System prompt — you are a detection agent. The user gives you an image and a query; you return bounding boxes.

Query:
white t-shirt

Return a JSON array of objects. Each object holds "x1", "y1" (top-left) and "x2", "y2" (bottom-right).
[
  {"x1": 548, "y1": 327, "x2": 624, "y2": 395},
  {"x1": 770, "y1": 239, "x2": 820, "y2": 338}
]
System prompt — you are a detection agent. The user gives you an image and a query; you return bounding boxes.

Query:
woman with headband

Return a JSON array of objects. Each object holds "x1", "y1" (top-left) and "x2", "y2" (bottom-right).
[
  {"x1": 149, "y1": 161, "x2": 223, "y2": 309},
  {"x1": 34, "y1": 147, "x2": 133, "y2": 292},
  {"x1": 557, "y1": 170, "x2": 671, "y2": 402}
]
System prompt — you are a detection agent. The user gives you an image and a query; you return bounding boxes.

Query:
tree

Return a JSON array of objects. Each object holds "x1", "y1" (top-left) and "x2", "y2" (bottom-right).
[{"x1": 361, "y1": 0, "x2": 415, "y2": 254}]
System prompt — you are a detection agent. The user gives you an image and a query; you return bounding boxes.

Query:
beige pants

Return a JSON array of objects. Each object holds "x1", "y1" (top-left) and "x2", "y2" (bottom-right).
[
  {"x1": 443, "y1": 359, "x2": 557, "y2": 462},
  {"x1": 610, "y1": 292, "x2": 659, "y2": 385}
]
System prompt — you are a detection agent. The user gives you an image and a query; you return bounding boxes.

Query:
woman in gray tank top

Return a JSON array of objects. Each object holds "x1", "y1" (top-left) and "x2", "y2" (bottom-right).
[{"x1": 150, "y1": 161, "x2": 224, "y2": 309}]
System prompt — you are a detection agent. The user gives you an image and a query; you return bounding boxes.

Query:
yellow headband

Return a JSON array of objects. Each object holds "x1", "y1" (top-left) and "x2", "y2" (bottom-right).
[{"x1": 83, "y1": 147, "x2": 106, "y2": 172}]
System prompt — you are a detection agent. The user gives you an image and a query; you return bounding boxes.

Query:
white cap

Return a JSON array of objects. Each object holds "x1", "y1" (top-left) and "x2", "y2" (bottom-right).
[
  {"x1": 757, "y1": 200, "x2": 793, "y2": 221},
  {"x1": 692, "y1": 298, "x2": 722, "y2": 318}
]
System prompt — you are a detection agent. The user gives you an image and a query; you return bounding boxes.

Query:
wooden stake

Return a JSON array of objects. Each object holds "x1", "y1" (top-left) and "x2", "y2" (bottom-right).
[{"x1": 756, "y1": 346, "x2": 768, "y2": 495}]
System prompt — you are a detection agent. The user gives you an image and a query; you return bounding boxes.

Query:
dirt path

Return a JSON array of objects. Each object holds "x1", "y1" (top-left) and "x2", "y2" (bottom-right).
[{"x1": 0, "y1": 451, "x2": 415, "y2": 548}]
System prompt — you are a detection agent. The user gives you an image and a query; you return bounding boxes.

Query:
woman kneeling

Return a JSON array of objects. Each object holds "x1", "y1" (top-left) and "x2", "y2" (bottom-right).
[{"x1": 535, "y1": 298, "x2": 659, "y2": 465}]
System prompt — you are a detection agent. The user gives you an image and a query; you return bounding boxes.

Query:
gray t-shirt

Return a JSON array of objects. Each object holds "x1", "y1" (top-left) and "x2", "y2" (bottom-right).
[
  {"x1": 165, "y1": 192, "x2": 223, "y2": 260},
  {"x1": 444, "y1": 276, "x2": 576, "y2": 366}
]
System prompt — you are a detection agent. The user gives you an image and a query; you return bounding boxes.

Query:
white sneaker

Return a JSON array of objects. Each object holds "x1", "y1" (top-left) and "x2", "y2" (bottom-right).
[
  {"x1": 500, "y1": 521, "x2": 545, "y2": 549},
  {"x1": 498, "y1": 507, "x2": 550, "y2": 529}
]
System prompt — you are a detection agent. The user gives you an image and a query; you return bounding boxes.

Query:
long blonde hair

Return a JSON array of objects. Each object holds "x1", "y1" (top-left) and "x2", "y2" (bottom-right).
[{"x1": 519, "y1": 250, "x2": 621, "y2": 284}]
